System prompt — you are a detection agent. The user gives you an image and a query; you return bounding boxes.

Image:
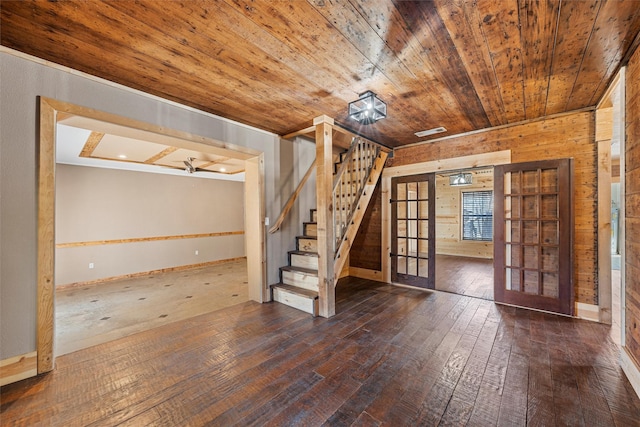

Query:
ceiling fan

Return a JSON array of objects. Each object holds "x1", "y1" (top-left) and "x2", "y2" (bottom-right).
[{"x1": 182, "y1": 157, "x2": 211, "y2": 174}]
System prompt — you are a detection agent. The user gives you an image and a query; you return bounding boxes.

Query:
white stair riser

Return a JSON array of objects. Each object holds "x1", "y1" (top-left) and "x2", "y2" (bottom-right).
[
  {"x1": 282, "y1": 270, "x2": 319, "y2": 292},
  {"x1": 290, "y1": 254, "x2": 318, "y2": 270},
  {"x1": 304, "y1": 223, "x2": 317, "y2": 237},
  {"x1": 273, "y1": 288, "x2": 318, "y2": 316},
  {"x1": 297, "y1": 238, "x2": 317, "y2": 252}
]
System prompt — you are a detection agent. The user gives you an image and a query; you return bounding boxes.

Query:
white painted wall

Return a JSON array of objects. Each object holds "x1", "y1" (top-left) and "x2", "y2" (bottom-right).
[
  {"x1": 55, "y1": 164, "x2": 245, "y2": 285},
  {"x1": 0, "y1": 49, "x2": 316, "y2": 360}
]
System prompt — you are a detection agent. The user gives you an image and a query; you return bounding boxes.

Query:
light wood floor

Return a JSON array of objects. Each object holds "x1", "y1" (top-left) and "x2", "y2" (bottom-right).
[
  {"x1": 3, "y1": 277, "x2": 638, "y2": 426},
  {"x1": 55, "y1": 259, "x2": 248, "y2": 356},
  {"x1": 436, "y1": 254, "x2": 494, "y2": 300}
]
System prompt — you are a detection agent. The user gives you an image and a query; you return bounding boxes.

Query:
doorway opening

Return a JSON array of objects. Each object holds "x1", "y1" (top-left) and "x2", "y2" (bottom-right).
[
  {"x1": 434, "y1": 167, "x2": 494, "y2": 301},
  {"x1": 37, "y1": 98, "x2": 265, "y2": 373},
  {"x1": 54, "y1": 118, "x2": 252, "y2": 356},
  {"x1": 596, "y1": 68, "x2": 626, "y2": 342},
  {"x1": 382, "y1": 150, "x2": 511, "y2": 295}
]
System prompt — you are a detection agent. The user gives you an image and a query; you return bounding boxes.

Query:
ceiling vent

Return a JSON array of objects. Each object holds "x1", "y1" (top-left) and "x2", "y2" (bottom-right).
[{"x1": 415, "y1": 127, "x2": 447, "y2": 138}]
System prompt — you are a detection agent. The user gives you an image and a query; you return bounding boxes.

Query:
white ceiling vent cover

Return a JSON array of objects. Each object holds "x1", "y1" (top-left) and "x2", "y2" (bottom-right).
[{"x1": 415, "y1": 127, "x2": 447, "y2": 138}]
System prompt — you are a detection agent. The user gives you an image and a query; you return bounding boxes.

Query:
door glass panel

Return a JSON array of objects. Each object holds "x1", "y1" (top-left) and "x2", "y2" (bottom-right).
[
  {"x1": 523, "y1": 221, "x2": 538, "y2": 243},
  {"x1": 542, "y1": 247, "x2": 558, "y2": 271},
  {"x1": 407, "y1": 182, "x2": 417, "y2": 198},
  {"x1": 407, "y1": 220, "x2": 417, "y2": 238},
  {"x1": 397, "y1": 238, "x2": 407, "y2": 255},
  {"x1": 509, "y1": 172, "x2": 520, "y2": 193},
  {"x1": 541, "y1": 195, "x2": 558, "y2": 218},
  {"x1": 524, "y1": 271, "x2": 539, "y2": 294},
  {"x1": 507, "y1": 268, "x2": 521, "y2": 291},
  {"x1": 397, "y1": 183, "x2": 406, "y2": 201},
  {"x1": 540, "y1": 169, "x2": 557, "y2": 192},
  {"x1": 507, "y1": 196, "x2": 520, "y2": 219},
  {"x1": 418, "y1": 181, "x2": 429, "y2": 199},
  {"x1": 398, "y1": 201, "x2": 407, "y2": 220},
  {"x1": 523, "y1": 246, "x2": 538, "y2": 269},
  {"x1": 418, "y1": 259, "x2": 429, "y2": 278},
  {"x1": 407, "y1": 257, "x2": 417, "y2": 276},
  {"x1": 419, "y1": 201, "x2": 429, "y2": 219},
  {"x1": 397, "y1": 256, "x2": 407, "y2": 274},
  {"x1": 507, "y1": 244, "x2": 521, "y2": 267},
  {"x1": 522, "y1": 170, "x2": 539, "y2": 193},
  {"x1": 507, "y1": 220, "x2": 521, "y2": 242},
  {"x1": 408, "y1": 201, "x2": 418, "y2": 220},
  {"x1": 523, "y1": 195, "x2": 538, "y2": 218},
  {"x1": 419, "y1": 220, "x2": 429, "y2": 238},
  {"x1": 397, "y1": 218, "x2": 406, "y2": 237},
  {"x1": 541, "y1": 221, "x2": 558, "y2": 245},
  {"x1": 418, "y1": 239, "x2": 429, "y2": 257},
  {"x1": 542, "y1": 272, "x2": 559, "y2": 298}
]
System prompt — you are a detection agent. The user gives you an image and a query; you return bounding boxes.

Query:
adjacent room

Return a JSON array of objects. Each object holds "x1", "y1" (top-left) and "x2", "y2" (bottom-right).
[{"x1": 54, "y1": 119, "x2": 249, "y2": 356}]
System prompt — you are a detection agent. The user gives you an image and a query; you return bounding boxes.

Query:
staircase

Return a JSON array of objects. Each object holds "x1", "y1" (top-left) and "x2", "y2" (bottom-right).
[
  {"x1": 271, "y1": 138, "x2": 387, "y2": 316},
  {"x1": 271, "y1": 209, "x2": 320, "y2": 315}
]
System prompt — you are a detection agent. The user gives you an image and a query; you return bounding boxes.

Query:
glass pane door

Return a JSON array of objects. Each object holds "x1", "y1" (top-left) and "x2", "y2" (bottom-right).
[
  {"x1": 391, "y1": 173, "x2": 435, "y2": 289},
  {"x1": 494, "y1": 159, "x2": 573, "y2": 315}
]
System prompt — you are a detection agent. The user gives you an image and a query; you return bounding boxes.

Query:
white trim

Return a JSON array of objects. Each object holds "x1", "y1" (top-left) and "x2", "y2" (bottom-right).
[
  {"x1": 621, "y1": 348, "x2": 640, "y2": 399},
  {"x1": 0, "y1": 46, "x2": 277, "y2": 138},
  {"x1": 575, "y1": 302, "x2": 600, "y2": 322},
  {"x1": 383, "y1": 150, "x2": 511, "y2": 178}
]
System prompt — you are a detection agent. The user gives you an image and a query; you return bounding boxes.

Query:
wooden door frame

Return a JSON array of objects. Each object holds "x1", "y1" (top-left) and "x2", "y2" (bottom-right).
[
  {"x1": 37, "y1": 97, "x2": 266, "y2": 374},
  {"x1": 595, "y1": 67, "x2": 626, "y2": 329},
  {"x1": 382, "y1": 151, "x2": 512, "y2": 285}
]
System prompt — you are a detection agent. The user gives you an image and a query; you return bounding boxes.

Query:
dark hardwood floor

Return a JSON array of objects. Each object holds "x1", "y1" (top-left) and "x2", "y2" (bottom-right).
[
  {"x1": 436, "y1": 254, "x2": 494, "y2": 301},
  {"x1": 1, "y1": 278, "x2": 638, "y2": 426}
]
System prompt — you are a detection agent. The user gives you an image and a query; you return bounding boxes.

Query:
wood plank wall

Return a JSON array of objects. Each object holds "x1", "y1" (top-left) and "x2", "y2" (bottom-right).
[
  {"x1": 350, "y1": 182, "x2": 382, "y2": 271},
  {"x1": 626, "y1": 49, "x2": 640, "y2": 368},
  {"x1": 367, "y1": 111, "x2": 597, "y2": 304}
]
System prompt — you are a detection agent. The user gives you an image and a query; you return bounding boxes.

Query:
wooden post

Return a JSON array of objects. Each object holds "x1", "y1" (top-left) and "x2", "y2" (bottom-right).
[{"x1": 314, "y1": 115, "x2": 336, "y2": 318}]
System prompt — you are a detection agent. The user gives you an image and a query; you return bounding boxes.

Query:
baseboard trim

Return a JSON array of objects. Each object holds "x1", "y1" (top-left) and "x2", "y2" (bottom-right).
[
  {"x1": 57, "y1": 257, "x2": 247, "y2": 291},
  {"x1": 0, "y1": 351, "x2": 37, "y2": 386},
  {"x1": 349, "y1": 267, "x2": 384, "y2": 282},
  {"x1": 621, "y1": 347, "x2": 640, "y2": 399},
  {"x1": 575, "y1": 302, "x2": 600, "y2": 322}
]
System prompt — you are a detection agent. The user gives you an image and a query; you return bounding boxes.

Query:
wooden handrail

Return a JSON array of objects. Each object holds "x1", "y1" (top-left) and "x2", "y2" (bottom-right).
[{"x1": 268, "y1": 159, "x2": 316, "y2": 234}]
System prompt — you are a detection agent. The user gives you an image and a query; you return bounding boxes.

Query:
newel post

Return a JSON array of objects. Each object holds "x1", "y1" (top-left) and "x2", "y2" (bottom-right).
[{"x1": 314, "y1": 115, "x2": 336, "y2": 318}]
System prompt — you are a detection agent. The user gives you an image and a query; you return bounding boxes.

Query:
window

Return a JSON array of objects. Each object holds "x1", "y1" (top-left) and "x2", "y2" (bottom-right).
[{"x1": 462, "y1": 191, "x2": 493, "y2": 241}]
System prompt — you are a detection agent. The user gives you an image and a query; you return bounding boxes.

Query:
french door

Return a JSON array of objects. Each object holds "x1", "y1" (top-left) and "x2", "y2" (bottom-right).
[
  {"x1": 494, "y1": 159, "x2": 573, "y2": 315},
  {"x1": 391, "y1": 173, "x2": 435, "y2": 289}
]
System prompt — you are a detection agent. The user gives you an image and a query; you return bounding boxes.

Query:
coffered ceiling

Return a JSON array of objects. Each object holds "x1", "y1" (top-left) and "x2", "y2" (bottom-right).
[{"x1": 2, "y1": 0, "x2": 640, "y2": 147}]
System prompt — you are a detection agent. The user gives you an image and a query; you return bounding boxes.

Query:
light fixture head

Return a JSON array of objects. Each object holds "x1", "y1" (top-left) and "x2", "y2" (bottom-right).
[
  {"x1": 449, "y1": 172, "x2": 473, "y2": 186},
  {"x1": 348, "y1": 90, "x2": 387, "y2": 125}
]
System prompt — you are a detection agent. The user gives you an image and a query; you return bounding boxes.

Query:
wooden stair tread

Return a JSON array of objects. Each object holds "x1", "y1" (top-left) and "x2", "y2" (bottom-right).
[
  {"x1": 297, "y1": 235, "x2": 317, "y2": 240},
  {"x1": 271, "y1": 283, "x2": 318, "y2": 299},
  {"x1": 289, "y1": 250, "x2": 318, "y2": 257},
  {"x1": 280, "y1": 265, "x2": 318, "y2": 276}
]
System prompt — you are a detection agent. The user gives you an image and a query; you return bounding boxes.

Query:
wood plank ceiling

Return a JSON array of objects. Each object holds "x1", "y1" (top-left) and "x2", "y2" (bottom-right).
[{"x1": 2, "y1": 0, "x2": 640, "y2": 148}]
